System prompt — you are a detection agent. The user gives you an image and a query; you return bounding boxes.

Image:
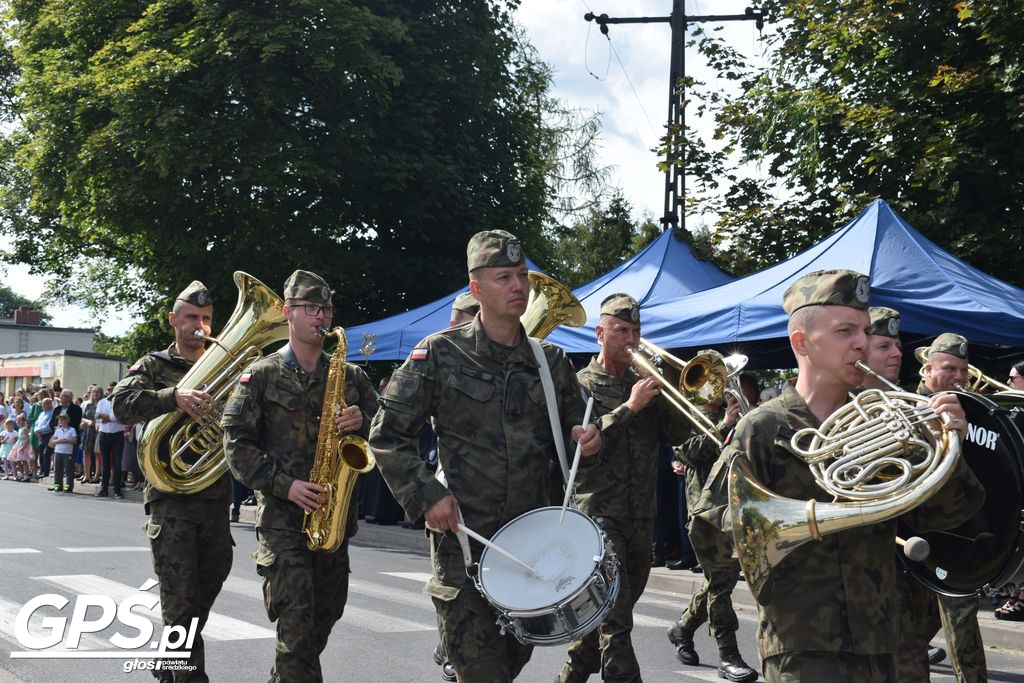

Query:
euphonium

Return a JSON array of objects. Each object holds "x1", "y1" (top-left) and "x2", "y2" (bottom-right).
[
  {"x1": 521, "y1": 272, "x2": 586, "y2": 338},
  {"x1": 303, "y1": 326, "x2": 376, "y2": 553},
  {"x1": 728, "y1": 361, "x2": 961, "y2": 603},
  {"x1": 140, "y1": 272, "x2": 289, "y2": 494},
  {"x1": 914, "y1": 346, "x2": 1010, "y2": 393}
]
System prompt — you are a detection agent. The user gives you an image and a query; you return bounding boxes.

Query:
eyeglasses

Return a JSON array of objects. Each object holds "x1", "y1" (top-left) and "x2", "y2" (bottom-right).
[{"x1": 293, "y1": 304, "x2": 334, "y2": 317}]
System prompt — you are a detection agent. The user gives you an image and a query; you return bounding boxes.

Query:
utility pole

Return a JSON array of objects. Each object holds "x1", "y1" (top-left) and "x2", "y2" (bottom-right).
[{"x1": 585, "y1": 2, "x2": 764, "y2": 235}]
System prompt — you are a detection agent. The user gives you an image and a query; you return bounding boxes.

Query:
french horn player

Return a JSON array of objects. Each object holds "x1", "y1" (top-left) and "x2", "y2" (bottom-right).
[
  {"x1": 714, "y1": 269, "x2": 984, "y2": 682},
  {"x1": 222, "y1": 269, "x2": 378, "y2": 683},
  {"x1": 110, "y1": 280, "x2": 231, "y2": 683}
]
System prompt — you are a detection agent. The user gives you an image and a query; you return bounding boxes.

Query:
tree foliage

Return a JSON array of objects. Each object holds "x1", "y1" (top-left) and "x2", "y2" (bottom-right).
[
  {"x1": 672, "y1": 0, "x2": 1024, "y2": 284},
  {"x1": 0, "y1": 282, "x2": 50, "y2": 322},
  {"x1": 0, "y1": 0, "x2": 606, "y2": 359}
]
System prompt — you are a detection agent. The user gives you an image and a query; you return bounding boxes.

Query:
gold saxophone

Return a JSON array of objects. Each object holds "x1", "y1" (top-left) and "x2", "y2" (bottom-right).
[{"x1": 302, "y1": 326, "x2": 376, "y2": 552}]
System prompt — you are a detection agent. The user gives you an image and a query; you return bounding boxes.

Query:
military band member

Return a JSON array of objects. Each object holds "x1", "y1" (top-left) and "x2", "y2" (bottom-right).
[
  {"x1": 555, "y1": 294, "x2": 693, "y2": 682},
  {"x1": 450, "y1": 291, "x2": 480, "y2": 327},
  {"x1": 222, "y1": 270, "x2": 378, "y2": 683},
  {"x1": 917, "y1": 333, "x2": 988, "y2": 683},
  {"x1": 110, "y1": 281, "x2": 232, "y2": 683},
  {"x1": 720, "y1": 270, "x2": 983, "y2": 682},
  {"x1": 369, "y1": 230, "x2": 600, "y2": 682}
]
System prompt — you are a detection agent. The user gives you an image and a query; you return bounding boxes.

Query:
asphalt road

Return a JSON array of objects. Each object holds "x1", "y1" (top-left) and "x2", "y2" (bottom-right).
[{"x1": 0, "y1": 481, "x2": 1021, "y2": 682}]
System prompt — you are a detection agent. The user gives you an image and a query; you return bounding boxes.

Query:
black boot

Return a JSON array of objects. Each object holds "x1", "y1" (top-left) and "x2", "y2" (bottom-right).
[
  {"x1": 666, "y1": 623, "x2": 699, "y2": 665},
  {"x1": 718, "y1": 650, "x2": 758, "y2": 682}
]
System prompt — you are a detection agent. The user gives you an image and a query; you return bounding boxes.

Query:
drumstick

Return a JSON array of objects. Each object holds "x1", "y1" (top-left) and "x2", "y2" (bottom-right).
[
  {"x1": 560, "y1": 396, "x2": 595, "y2": 524},
  {"x1": 456, "y1": 523, "x2": 537, "y2": 576}
]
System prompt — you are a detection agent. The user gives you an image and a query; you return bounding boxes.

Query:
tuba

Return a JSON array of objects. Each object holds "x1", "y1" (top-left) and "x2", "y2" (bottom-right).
[
  {"x1": 914, "y1": 346, "x2": 1010, "y2": 393},
  {"x1": 521, "y1": 272, "x2": 586, "y2": 338},
  {"x1": 728, "y1": 361, "x2": 961, "y2": 603},
  {"x1": 627, "y1": 341, "x2": 746, "y2": 446},
  {"x1": 140, "y1": 272, "x2": 289, "y2": 494},
  {"x1": 303, "y1": 326, "x2": 376, "y2": 552}
]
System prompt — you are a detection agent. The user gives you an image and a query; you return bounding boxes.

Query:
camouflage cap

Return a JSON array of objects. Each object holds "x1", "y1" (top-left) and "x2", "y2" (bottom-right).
[
  {"x1": 451, "y1": 291, "x2": 480, "y2": 317},
  {"x1": 600, "y1": 293, "x2": 641, "y2": 324},
  {"x1": 868, "y1": 306, "x2": 901, "y2": 338},
  {"x1": 283, "y1": 269, "x2": 333, "y2": 304},
  {"x1": 782, "y1": 269, "x2": 871, "y2": 316},
  {"x1": 467, "y1": 230, "x2": 525, "y2": 272},
  {"x1": 176, "y1": 281, "x2": 211, "y2": 308},
  {"x1": 925, "y1": 332, "x2": 969, "y2": 360}
]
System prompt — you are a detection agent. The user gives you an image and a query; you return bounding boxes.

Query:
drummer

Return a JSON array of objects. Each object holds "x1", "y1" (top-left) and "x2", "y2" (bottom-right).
[
  {"x1": 917, "y1": 333, "x2": 988, "y2": 683},
  {"x1": 369, "y1": 229, "x2": 600, "y2": 681}
]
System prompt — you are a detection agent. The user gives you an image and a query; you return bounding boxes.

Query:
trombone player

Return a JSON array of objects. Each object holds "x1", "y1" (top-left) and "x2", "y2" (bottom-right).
[
  {"x1": 720, "y1": 270, "x2": 982, "y2": 681},
  {"x1": 110, "y1": 281, "x2": 231, "y2": 683}
]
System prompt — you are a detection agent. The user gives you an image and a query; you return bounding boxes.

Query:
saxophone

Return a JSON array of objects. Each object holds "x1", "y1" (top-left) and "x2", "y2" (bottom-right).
[{"x1": 302, "y1": 326, "x2": 376, "y2": 552}]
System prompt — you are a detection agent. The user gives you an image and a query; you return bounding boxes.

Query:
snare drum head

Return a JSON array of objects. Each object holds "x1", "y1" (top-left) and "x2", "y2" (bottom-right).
[
  {"x1": 478, "y1": 507, "x2": 604, "y2": 612},
  {"x1": 900, "y1": 391, "x2": 1024, "y2": 596}
]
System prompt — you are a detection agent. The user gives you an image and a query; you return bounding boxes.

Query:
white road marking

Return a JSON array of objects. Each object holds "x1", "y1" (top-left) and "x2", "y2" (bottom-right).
[
  {"x1": 379, "y1": 571, "x2": 432, "y2": 583},
  {"x1": 0, "y1": 548, "x2": 41, "y2": 554},
  {"x1": 57, "y1": 547, "x2": 150, "y2": 553}
]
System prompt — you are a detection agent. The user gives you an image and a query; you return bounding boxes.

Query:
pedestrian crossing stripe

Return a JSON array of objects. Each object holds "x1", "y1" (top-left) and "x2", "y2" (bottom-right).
[{"x1": 0, "y1": 548, "x2": 42, "y2": 554}]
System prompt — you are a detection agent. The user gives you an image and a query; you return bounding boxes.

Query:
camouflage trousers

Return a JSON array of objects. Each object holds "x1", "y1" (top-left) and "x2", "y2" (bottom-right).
[
  {"x1": 674, "y1": 562, "x2": 740, "y2": 651},
  {"x1": 558, "y1": 516, "x2": 653, "y2": 683},
  {"x1": 763, "y1": 651, "x2": 896, "y2": 682},
  {"x1": 935, "y1": 594, "x2": 987, "y2": 683},
  {"x1": 893, "y1": 569, "x2": 940, "y2": 682},
  {"x1": 253, "y1": 527, "x2": 350, "y2": 683},
  {"x1": 145, "y1": 497, "x2": 233, "y2": 683}
]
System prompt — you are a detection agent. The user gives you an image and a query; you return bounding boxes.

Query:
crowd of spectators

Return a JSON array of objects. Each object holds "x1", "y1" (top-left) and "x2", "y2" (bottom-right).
[{"x1": 0, "y1": 380, "x2": 146, "y2": 496}]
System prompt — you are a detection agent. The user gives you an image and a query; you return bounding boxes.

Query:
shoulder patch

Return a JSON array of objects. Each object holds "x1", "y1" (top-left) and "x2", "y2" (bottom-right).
[
  {"x1": 128, "y1": 362, "x2": 142, "y2": 374},
  {"x1": 411, "y1": 348, "x2": 429, "y2": 361},
  {"x1": 239, "y1": 371, "x2": 253, "y2": 384}
]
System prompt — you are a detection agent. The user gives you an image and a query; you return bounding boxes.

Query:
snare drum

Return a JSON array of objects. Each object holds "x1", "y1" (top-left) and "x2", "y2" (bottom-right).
[
  {"x1": 472, "y1": 506, "x2": 620, "y2": 646},
  {"x1": 899, "y1": 391, "x2": 1024, "y2": 596}
]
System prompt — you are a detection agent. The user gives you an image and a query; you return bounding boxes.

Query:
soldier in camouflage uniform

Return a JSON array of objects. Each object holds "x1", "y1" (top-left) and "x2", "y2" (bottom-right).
[
  {"x1": 222, "y1": 270, "x2": 378, "y2": 683},
  {"x1": 110, "y1": 281, "x2": 232, "y2": 683},
  {"x1": 718, "y1": 270, "x2": 984, "y2": 681},
  {"x1": 917, "y1": 333, "x2": 988, "y2": 683},
  {"x1": 555, "y1": 293, "x2": 692, "y2": 682},
  {"x1": 369, "y1": 230, "x2": 601, "y2": 682},
  {"x1": 451, "y1": 291, "x2": 480, "y2": 326},
  {"x1": 667, "y1": 390, "x2": 758, "y2": 682}
]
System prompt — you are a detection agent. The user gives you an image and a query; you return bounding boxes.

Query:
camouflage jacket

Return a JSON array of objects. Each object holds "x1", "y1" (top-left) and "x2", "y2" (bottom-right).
[
  {"x1": 110, "y1": 343, "x2": 231, "y2": 509},
  {"x1": 221, "y1": 345, "x2": 377, "y2": 533},
  {"x1": 369, "y1": 317, "x2": 588, "y2": 547},
  {"x1": 573, "y1": 358, "x2": 692, "y2": 519},
  {"x1": 673, "y1": 404, "x2": 728, "y2": 514},
  {"x1": 725, "y1": 384, "x2": 984, "y2": 661}
]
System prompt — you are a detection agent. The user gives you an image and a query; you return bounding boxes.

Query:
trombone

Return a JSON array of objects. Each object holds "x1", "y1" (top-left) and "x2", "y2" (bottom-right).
[
  {"x1": 626, "y1": 339, "x2": 748, "y2": 447},
  {"x1": 914, "y1": 347, "x2": 1011, "y2": 393}
]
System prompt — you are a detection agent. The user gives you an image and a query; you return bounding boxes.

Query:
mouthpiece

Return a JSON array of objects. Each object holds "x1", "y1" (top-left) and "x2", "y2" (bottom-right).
[
  {"x1": 193, "y1": 330, "x2": 207, "y2": 340},
  {"x1": 316, "y1": 325, "x2": 330, "y2": 337}
]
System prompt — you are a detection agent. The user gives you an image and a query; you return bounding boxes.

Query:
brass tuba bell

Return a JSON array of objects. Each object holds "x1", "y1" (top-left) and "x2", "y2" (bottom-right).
[
  {"x1": 139, "y1": 272, "x2": 289, "y2": 494},
  {"x1": 521, "y1": 271, "x2": 587, "y2": 338}
]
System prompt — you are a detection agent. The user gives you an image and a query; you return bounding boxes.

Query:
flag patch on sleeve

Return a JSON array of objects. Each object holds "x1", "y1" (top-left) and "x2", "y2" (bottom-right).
[
  {"x1": 411, "y1": 348, "x2": 429, "y2": 361},
  {"x1": 239, "y1": 371, "x2": 253, "y2": 384}
]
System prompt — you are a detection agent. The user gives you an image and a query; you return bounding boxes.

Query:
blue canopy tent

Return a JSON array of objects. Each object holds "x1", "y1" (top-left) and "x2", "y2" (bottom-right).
[
  {"x1": 345, "y1": 230, "x2": 733, "y2": 361},
  {"x1": 638, "y1": 199, "x2": 1024, "y2": 369}
]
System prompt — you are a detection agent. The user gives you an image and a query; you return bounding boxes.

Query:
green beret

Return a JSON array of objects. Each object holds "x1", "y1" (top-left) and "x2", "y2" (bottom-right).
[
  {"x1": 782, "y1": 269, "x2": 870, "y2": 316},
  {"x1": 925, "y1": 332, "x2": 969, "y2": 360},
  {"x1": 176, "y1": 280, "x2": 211, "y2": 307},
  {"x1": 451, "y1": 291, "x2": 480, "y2": 317},
  {"x1": 600, "y1": 293, "x2": 640, "y2": 324},
  {"x1": 868, "y1": 306, "x2": 900, "y2": 338},
  {"x1": 283, "y1": 269, "x2": 333, "y2": 304},
  {"x1": 467, "y1": 230, "x2": 525, "y2": 272}
]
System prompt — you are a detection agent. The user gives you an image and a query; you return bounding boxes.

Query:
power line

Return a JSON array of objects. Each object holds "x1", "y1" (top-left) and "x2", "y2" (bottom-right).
[{"x1": 607, "y1": 38, "x2": 658, "y2": 136}]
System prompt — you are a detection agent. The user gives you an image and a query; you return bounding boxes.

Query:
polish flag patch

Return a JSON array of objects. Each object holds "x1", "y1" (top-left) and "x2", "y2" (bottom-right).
[
  {"x1": 239, "y1": 371, "x2": 253, "y2": 384},
  {"x1": 411, "y1": 348, "x2": 429, "y2": 361}
]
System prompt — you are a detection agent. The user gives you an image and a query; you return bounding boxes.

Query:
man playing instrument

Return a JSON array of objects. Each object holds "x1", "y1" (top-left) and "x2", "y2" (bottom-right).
[
  {"x1": 110, "y1": 281, "x2": 232, "y2": 682},
  {"x1": 369, "y1": 229, "x2": 600, "y2": 682},
  {"x1": 917, "y1": 333, "x2": 988, "y2": 683},
  {"x1": 556, "y1": 294, "x2": 695, "y2": 682},
  {"x1": 222, "y1": 270, "x2": 378, "y2": 683},
  {"x1": 720, "y1": 270, "x2": 983, "y2": 681}
]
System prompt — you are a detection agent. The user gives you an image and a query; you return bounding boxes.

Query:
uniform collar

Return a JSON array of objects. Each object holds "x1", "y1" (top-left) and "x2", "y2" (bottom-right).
[
  {"x1": 167, "y1": 343, "x2": 185, "y2": 362},
  {"x1": 584, "y1": 356, "x2": 639, "y2": 386},
  {"x1": 469, "y1": 316, "x2": 538, "y2": 368},
  {"x1": 779, "y1": 383, "x2": 821, "y2": 430},
  {"x1": 278, "y1": 344, "x2": 330, "y2": 373}
]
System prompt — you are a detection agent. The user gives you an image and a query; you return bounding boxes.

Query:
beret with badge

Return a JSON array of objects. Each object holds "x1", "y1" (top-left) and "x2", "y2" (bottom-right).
[
  {"x1": 283, "y1": 269, "x2": 333, "y2": 304},
  {"x1": 467, "y1": 229, "x2": 525, "y2": 272},
  {"x1": 782, "y1": 269, "x2": 871, "y2": 316},
  {"x1": 868, "y1": 306, "x2": 901, "y2": 338},
  {"x1": 924, "y1": 332, "x2": 969, "y2": 360},
  {"x1": 177, "y1": 280, "x2": 212, "y2": 308},
  {"x1": 451, "y1": 291, "x2": 480, "y2": 317},
  {"x1": 600, "y1": 293, "x2": 641, "y2": 324}
]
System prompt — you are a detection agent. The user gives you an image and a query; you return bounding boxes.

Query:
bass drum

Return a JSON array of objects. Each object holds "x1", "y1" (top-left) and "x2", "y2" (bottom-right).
[{"x1": 899, "y1": 391, "x2": 1024, "y2": 596}]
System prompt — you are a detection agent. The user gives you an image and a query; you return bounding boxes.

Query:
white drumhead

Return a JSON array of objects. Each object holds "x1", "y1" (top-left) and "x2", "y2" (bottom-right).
[{"x1": 478, "y1": 507, "x2": 603, "y2": 611}]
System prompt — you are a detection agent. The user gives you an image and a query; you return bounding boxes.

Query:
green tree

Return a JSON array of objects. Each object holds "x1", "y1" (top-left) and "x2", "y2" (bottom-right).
[
  {"x1": 671, "y1": 0, "x2": 1024, "y2": 283},
  {"x1": 0, "y1": 1, "x2": 605, "y2": 359},
  {"x1": 0, "y1": 282, "x2": 50, "y2": 322}
]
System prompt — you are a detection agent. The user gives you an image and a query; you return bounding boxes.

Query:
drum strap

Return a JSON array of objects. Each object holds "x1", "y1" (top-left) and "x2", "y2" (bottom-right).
[{"x1": 527, "y1": 337, "x2": 570, "y2": 482}]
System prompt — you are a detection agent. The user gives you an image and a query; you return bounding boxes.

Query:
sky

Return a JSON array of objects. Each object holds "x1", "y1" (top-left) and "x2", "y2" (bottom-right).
[{"x1": 2, "y1": 0, "x2": 770, "y2": 336}]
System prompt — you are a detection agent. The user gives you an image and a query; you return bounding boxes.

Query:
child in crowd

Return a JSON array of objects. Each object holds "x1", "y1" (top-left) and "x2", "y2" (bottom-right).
[
  {"x1": 0, "y1": 417, "x2": 16, "y2": 479},
  {"x1": 49, "y1": 413, "x2": 77, "y2": 493},
  {"x1": 12, "y1": 414, "x2": 32, "y2": 481}
]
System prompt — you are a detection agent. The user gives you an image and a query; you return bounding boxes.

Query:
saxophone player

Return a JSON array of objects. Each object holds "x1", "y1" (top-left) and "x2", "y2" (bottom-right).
[
  {"x1": 222, "y1": 269, "x2": 378, "y2": 683},
  {"x1": 110, "y1": 281, "x2": 231, "y2": 683}
]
